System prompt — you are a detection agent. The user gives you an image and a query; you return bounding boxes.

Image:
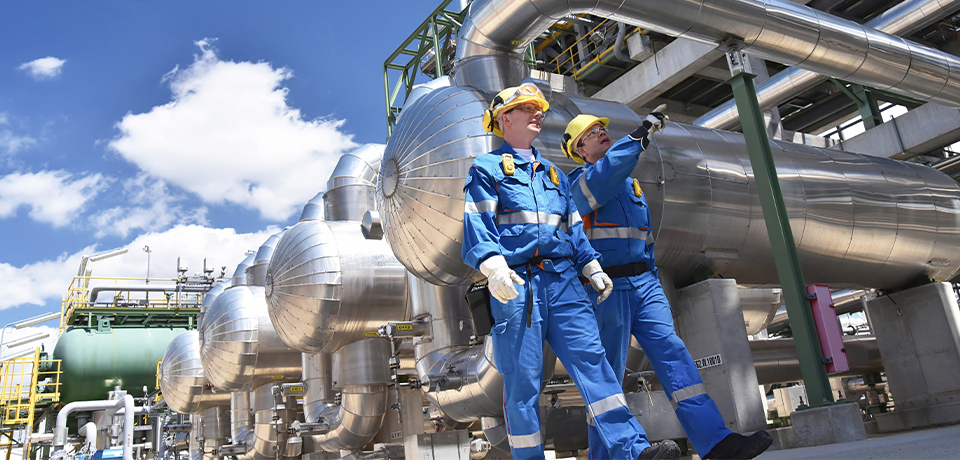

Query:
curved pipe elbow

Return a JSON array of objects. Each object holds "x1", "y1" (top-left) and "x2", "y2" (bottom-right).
[{"x1": 309, "y1": 384, "x2": 388, "y2": 452}]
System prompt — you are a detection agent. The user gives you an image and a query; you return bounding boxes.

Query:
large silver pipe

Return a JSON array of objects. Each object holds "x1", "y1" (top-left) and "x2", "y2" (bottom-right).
[
  {"x1": 696, "y1": 0, "x2": 960, "y2": 130},
  {"x1": 223, "y1": 391, "x2": 255, "y2": 460},
  {"x1": 408, "y1": 273, "x2": 556, "y2": 422},
  {"x1": 246, "y1": 230, "x2": 286, "y2": 287},
  {"x1": 455, "y1": 0, "x2": 960, "y2": 108},
  {"x1": 306, "y1": 339, "x2": 391, "y2": 453},
  {"x1": 198, "y1": 281, "x2": 232, "y2": 336},
  {"x1": 232, "y1": 253, "x2": 257, "y2": 287},
  {"x1": 159, "y1": 331, "x2": 231, "y2": 414},
  {"x1": 751, "y1": 336, "x2": 883, "y2": 384},
  {"x1": 199, "y1": 284, "x2": 302, "y2": 391},
  {"x1": 249, "y1": 384, "x2": 298, "y2": 460},
  {"x1": 265, "y1": 218, "x2": 410, "y2": 354},
  {"x1": 380, "y1": 84, "x2": 960, "y2": 289},
  {"x1": 200, "y1": 406, "x2": 230, "y2": 460},
  {"x1": 323, "y1": 144, "x2": 385, "y2": 222},
  {"x1": 189, "y1": 415, "x2": 202, "y2": 460},
  {"x1": 302, "y1": 353, "x2": 334, "y2": 424}
]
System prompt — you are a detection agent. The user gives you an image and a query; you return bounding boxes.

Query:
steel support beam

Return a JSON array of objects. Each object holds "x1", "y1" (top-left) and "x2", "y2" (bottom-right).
[{"x1": 728, "y1": 65, "x2": 834, "y2": 408}]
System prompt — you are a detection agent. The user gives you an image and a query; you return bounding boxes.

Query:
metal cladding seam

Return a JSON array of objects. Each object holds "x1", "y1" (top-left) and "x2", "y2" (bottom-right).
[
  {"x1": 159, "y1": 331, "x2": 231, "y2": 414},
  {"x1": 695, "y1": 0, "x2": 960, "y2": 130},
  {"x1": 454, "y1": 0, "x2": 960, "y2": 109}
]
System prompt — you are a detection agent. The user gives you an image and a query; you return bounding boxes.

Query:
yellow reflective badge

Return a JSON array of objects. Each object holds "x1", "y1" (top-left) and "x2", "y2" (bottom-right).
[
  {"x1": 633, "y1": 178, "x2": 643, "y2": 198},
  {"x1": 502, "y1": 154, "x2": 515, "y2": 175},
  {"x1": 549, "y1": 165, "x2": 560, "y2": 186}
]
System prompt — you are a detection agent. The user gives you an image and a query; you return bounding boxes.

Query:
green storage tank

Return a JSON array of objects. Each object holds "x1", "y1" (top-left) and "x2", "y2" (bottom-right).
[{"x1": 53, "y1": 327, "x2": 188, "y2": 403}]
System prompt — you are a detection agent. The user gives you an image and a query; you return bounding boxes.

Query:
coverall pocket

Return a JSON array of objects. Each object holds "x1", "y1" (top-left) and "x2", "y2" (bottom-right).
[
  {"x1": 490, "y1": 309, "x2": 521, "y2": 375},
  {"x1": 496, "y1": 175, "x2": 530, "y2": 212}
]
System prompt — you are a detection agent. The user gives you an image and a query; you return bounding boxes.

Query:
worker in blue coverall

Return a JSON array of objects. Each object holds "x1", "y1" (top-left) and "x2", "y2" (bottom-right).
[
  {"x1": 462, "y1": 82, "x2": 680, "y2": 460},
  {"x1": 563, "y1": 111, "x2": 774, "y2": 460}
]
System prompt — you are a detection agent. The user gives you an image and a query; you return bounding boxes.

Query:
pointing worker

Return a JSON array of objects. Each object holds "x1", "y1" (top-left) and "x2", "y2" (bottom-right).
[
  {"x1": 563, "y1": 110, "x2": 774, "y2": 460},
  {"x1": 461, "y1": 82, "x2": 680, "y2": 460}
]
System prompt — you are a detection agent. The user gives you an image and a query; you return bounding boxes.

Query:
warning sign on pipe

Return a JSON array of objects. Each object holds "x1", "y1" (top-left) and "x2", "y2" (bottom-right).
[{"x1": 694, "y1": 354, "x2": 723, "y2": 370}]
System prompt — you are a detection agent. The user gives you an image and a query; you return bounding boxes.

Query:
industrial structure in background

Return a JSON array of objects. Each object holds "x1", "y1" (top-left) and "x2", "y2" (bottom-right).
[{"x1": 4, "y1": 0, "x2": 960, "y2": 458}]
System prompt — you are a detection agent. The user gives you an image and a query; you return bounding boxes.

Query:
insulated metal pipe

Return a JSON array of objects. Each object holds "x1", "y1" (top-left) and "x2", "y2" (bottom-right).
[
  {"x1": 380, "y1": 83, "x2": 960, "y2": 289},
  {"x1": 750, "y1": 336, "x2": 883, "y2": 384},
  {"x1": 54, "y1": 395, "x2": 134, "y2": 460},
  {"x1": 454, "y1": 0, "x2": 960, "y2": 108},
  {"x1": 695, "y1": 0, "x2": 960, "y2": 130},
  {"x1": 246, "y1": 230, "x2": 286, "y2": 288},
  {"x1": 323, "y1": 144, "x2": 385, "y2": 222}
]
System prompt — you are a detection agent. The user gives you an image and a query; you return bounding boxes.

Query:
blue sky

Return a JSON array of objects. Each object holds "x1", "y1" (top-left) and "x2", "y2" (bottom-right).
[{"x1": 0, "y1": 1, "x2": 443, "y2": 351}]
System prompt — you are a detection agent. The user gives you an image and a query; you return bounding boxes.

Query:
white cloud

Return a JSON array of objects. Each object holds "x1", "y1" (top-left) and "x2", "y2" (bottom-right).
[
  {"x1": 108, "y1": 39, "x2": 358, "y2": 221},
  {"x1": 90, "y1": 175, "x2": 208, "y2": 238},
  {"x1": 0, "y1": 171, "x2": 108, "y2": 227},
  {"x1": 18, "y1": 57, "x2": 66, "y2": 81},
  {"x1": 0, "y1": 130, "x2": 36, "y2": 154},
  {"x1": 0, "y1": 325, "x2": 60, "y2": 361},
  {"x1": 0, "y1": 224, "x2": 279, "y2": 310}
]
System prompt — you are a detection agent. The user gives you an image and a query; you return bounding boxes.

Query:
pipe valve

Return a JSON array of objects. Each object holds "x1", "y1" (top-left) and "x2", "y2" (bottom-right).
[{"x1": 378, "y1": 320, "x2": 429, "y2": 338}]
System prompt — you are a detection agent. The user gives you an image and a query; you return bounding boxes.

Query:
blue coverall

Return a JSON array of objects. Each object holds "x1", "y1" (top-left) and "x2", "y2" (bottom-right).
[
  {"x1": 568, "y1": 136, "x2": 733, "y2": 459},
  {"x1": 463, "y1": 142, "x2": 649, "y2": 460}
]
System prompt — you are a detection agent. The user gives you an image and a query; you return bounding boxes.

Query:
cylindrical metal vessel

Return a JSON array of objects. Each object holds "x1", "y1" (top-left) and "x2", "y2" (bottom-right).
[
  {"x1": 266, "y1": 219, "x2": 410, "y2": 353},
  {"x1": 246, "y1": 231, "x2": 285, "y2": 287},
  {"x1": 201, "y1": 406, "x2": 230, "y2": 460},
  {"x1": 324, "y1": 144, "x2": 384, "y2": 222},
  {"x1": 198, "y1": 281, "x2": 232, "y2": 338},
  {"x1": 200, "y1": 285, "x2": 302, "y2": 391},
  {"x1": 53, "y1": 327, "x2": 187, "y2": 403},
  {"x1": 380, "y1": 84, "x2": 960, "y2": 289},
  {"x1": 739, "y1": 288, "x2": 782, "y2": 336},
  {"x1": 751, "y1": 336, "x2": 883, "y2": 384},
  {"x1": 159, "y1": 331, "x2": 231, "y2": 414}
]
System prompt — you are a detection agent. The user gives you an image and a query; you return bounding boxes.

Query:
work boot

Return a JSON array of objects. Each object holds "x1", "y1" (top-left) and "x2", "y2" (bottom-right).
[
  {"x1": 637, "y1": 439, "x2": 681, "y2": 459},
  {"x1": 703, "y1": 431, "x2": 773, "y2": 459}
]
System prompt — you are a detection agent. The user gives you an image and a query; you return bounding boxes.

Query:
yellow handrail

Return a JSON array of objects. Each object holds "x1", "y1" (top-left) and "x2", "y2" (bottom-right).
[{"x1": 60, "y1": 276, "x2": 202, "y2": 335}]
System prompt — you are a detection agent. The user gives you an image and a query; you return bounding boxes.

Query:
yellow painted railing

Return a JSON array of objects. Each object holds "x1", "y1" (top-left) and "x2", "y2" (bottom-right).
[
  {"x1": 0, "y1": 348, "x2": 62, "y2": 457},
  {"x1": 60, "y1": 276, "x2": 201, "y2": 335}
]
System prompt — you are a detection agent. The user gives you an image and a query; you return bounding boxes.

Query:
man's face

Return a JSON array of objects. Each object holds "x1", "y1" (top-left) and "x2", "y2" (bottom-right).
[
  {"x1": 500, "y1": 102, "x2": 543, "y2": 141},
  {"x1": 576, "y1": 124, "x2": 611, "y2": 164}
]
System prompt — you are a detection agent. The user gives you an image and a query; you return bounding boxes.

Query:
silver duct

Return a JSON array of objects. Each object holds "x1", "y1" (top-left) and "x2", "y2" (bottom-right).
[
  {"x1": 232, "y1": 253, "x2": 257, "y2": 288},
  {"x1": 751, "y1": 336, "x2": 883, "y2": 384},
  {"x1": 200, "y1": 406, "x2": 230, "y2": 460},
  {"x1": 199, "y1": 284, "x2": 302, "y2": 391},
  {"x1": 265, "y1": 219, "x2": 410, "y2": 354},
  {"x1": 696, "y1": 0, "x2": 960, "y2": 130},
  {"x1": 189, "y1": 415, "x2": 202, "y2": 460},
  {"x1": 454, "y1": 0, "x2": 960, "y2": 108},
  {"x1": 380, "y1": 83, "x2": 960, "y2": 289},
  {"x1": 224, "y1": 391, "x2": 256, "y2": 460},
  {"x1": 324, "y1": 144, "x2": 385, "y2": 222},
  {"x1": 198, "y1": 281, "x2": 232, "y2": 339},
  {"x1": 408, "y1": 273, "x2": 557, "y2": 422},
  {"x1": 300, "y1": 192, "x2": 325, "y2": 222},
  {"x1": 159, "y1": 331, "x2": 231, "y2": 414},
  {"x1": 305, "y1": 339, "x2": 391, "y2": 453},
  {"x1": 246, "y1": 230, "x2": 286, "y2": 287},
  {"x1": 250, "y1": 384, "x2": 295, "y2": 460}
]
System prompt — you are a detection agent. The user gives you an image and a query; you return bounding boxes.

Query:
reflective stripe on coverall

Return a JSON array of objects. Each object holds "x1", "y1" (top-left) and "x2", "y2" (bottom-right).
[
  {"x1": 569, "y1": 136, "x2": 733, "y2": 459},
  {"x1": 463, "y1": 142, "x2": 649, "y2": 460}
]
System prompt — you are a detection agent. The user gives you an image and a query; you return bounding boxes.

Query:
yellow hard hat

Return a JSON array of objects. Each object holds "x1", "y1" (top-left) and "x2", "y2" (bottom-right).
[
  {"x1": 561, "y1": 114, "x2": 610, "y2": 163},
  {"x1": 481, "y1": 83, "x2": 550, "y2": 137}
]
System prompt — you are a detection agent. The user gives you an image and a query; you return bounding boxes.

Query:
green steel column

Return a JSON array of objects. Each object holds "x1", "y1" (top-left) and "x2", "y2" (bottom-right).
[
  {"x1": 728, "y1": 69, "x2": 834, "y2": 408},
  {"x1": 851, "y1": 84, "x2": 883, "y2": 130}
]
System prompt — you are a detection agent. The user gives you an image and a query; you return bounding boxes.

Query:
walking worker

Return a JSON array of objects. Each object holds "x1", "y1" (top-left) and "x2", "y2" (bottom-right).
[
  {"x1": 563, "y1": 110, "x2": 774, "y2": 460},
  {"x1": 462, "y1": 82, "x2": 680, "y2": 460}
]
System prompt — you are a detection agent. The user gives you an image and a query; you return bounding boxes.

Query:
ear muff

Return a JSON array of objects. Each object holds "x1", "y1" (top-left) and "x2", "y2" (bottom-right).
[
  {"x1": 482, "y1": 109, "x2": 495, "y2": 133},
  {"x1": 561, "y1": 133, "x2": 572, "y2": 155}
]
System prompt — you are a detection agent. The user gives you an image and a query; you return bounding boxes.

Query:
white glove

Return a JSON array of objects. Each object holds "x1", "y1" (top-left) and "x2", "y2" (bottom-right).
[
  {"x1": 644, "y1": 103, "x2": 668, "y2": 134},
  {"x1": 480, "y1": 255, "x2": 525, "y2": 304},
  {"x1": 583, "y1": 260, "x2": 613, "y2": 303}
]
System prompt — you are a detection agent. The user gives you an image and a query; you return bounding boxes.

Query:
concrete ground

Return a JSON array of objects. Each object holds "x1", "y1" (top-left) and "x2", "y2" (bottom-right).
[{"x1": 757, "y1": 424, "x2": 960, "y2": 459}]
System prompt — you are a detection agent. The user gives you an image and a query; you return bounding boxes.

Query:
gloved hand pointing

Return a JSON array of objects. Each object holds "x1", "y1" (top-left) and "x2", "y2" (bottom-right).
[
  {"x1": 480, "y1": 255, "x2": 525, "y2": 303},
  {"x1": 629, "y1": 104, "x2": 668, "y2": 146},
  {"x1": 583, "y1": 260, "x2": 613, "y2": 303}
]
